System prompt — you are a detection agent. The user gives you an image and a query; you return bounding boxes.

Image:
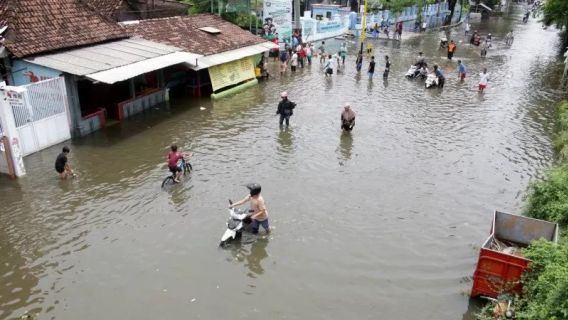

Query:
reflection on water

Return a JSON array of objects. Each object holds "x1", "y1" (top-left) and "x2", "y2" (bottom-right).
[
  {"x1": 277, "y1": 127, "x2": 294, "y2": 155},
  {"x1": 229, "y1": 238, "x2": 270, "y2": 278},
  {"x1": 338, "y1": 131, "x2": 354, "y2": 161},
  {"x1": 0, "y1": 6, "x2": 566, "y2": 320},
  {"x1": 244, "y1": 239, "x2": 269, "y2": 278}
]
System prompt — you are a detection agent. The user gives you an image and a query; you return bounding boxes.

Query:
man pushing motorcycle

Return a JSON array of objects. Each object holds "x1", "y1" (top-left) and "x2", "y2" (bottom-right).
[{"x1": 229, "y1": 183, "x2": 270, "y2": 235}]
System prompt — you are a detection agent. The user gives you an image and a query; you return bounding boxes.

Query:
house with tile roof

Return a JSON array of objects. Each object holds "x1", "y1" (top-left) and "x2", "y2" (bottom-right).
[
  {"x1": 0, "y1": 1, "x2": 274, "y2": 137},
  {"x1": 0, "y1": 0, "x2": 201, "y2": 137},
  {"x1": 123, "y1": 13, "x2": 277, "y2": 97}
]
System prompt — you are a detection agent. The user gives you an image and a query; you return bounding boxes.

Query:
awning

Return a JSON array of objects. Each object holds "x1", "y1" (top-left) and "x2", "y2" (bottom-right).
[
  {"x1": 87, "y1": 51, "x2": 200, "y2": 84},
  {"x1": 24, "y1": 38, "x2": 202, "y2": 84},
  {"x1": 191, "y1": 42, "x2": 278, "y2": 70}
]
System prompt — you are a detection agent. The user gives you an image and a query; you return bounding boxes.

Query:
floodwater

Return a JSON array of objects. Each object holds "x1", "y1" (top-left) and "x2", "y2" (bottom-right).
[{"x1": 1, "y1": 7, "x2": 566, "y2": 320}]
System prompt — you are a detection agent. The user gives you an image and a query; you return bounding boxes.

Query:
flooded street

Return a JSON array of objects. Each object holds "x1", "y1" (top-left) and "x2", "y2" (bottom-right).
[{"x1": 1, "y1": 8, "x2": 566, "y2": 320}]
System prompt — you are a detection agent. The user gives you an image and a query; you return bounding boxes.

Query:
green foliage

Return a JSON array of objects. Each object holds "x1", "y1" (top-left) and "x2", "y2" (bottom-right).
[
  {"x1": 501, "y1": 101, "x2": 568, "y2": 320},
  {"x1": 554, "y1": 102, "x2": 568, "y2": 162},
  {"x1": 178, "y1": 0, "x2": 210, "y2": 14},
  {"x1": 524, "y1": 164, "x2": 568, "y2": 225},
  {"x1": 221, "y1": 12, "x2": 261, "y2": 29},
  {"x1": 541, "y1": 0, "x2": 568, "y2": 31},
  {"x1": 524, "y1": 102, "x2": 568, "y2": 226},
  {"x1": 515, "y1": 239, "x2": 568, "y2": 320}
]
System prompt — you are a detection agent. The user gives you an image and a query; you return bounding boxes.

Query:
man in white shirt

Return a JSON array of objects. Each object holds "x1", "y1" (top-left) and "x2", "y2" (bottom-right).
[{"x1": 290, "y1": 51, "x2": 298, "y2": 72}]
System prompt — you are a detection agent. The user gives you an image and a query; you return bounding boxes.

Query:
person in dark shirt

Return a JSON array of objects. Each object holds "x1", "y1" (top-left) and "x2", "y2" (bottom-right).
[
  {"x1": 368, "y1": 56, "x2": 376, "y2": 79},
  {"x1": 433, "y1": 65, "x2": 445, "y2": 88},
  {"x1": 54, "y1": 146, "x2": 74, "y2": 179},
  {"x1": 276, "y1": 91, "x2": 296, "y2": 127},
  {"x1": 383, "y1": 55, "x2": 391, "y2": 79},
  {"x1": 355, "y1": 53, "x2": 363, "y2": 72}
]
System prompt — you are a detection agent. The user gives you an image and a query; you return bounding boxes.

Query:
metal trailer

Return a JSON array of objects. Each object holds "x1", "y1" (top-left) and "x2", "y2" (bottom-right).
[{"x1": 471, "y1": 210, "x2": 559, "y2": 298}]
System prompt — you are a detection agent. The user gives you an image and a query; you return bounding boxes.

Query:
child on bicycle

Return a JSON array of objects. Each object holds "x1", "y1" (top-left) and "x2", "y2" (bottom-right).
[{"x1": 167, "y1": 145, "x2": 191, "y2": 183}]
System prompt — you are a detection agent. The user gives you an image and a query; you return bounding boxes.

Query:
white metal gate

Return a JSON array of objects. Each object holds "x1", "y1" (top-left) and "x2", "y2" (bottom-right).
[{"x1": 10, "y1": 77, "x2": 71, "y2": 156}]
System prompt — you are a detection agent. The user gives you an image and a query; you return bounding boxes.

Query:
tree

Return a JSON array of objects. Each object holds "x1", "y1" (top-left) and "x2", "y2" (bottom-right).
[
  {"x1": 445, "y1": 0, "x2": 458, "y2": 25},
  {"x1": 541, "y1": 0, "x2": 568, "y2": 44}
]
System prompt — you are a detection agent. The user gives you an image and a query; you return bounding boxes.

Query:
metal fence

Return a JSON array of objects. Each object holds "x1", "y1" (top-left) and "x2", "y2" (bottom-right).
[{"x1": 10, "y1": 78, "x2": 67, "y2": 128}]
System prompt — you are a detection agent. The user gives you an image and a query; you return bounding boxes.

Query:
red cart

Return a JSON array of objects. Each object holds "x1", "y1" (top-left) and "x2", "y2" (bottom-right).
[{"x1": 471, "y1": 211, "x2": 559, "y2": 298}]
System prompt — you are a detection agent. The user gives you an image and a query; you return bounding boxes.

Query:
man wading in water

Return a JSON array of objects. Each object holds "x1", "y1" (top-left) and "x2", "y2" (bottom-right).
[
  {"x1": 276, "y1": 91, "x2": 296, "y2": 127},
  {"x1": 341, "y1": 103, "x2": 356, "y2": 131}
]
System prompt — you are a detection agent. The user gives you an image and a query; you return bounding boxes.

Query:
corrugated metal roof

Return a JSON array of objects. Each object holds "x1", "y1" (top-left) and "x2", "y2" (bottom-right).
[
  {"x1": 87, "y1": 51, "x2": 201, "y2": 84},
  {"x1": 191, "y1": 42, "x2": 278, "y2": 70},
  {"x1": 24, "y1": 38, "x2": 186, "y2": 76}
]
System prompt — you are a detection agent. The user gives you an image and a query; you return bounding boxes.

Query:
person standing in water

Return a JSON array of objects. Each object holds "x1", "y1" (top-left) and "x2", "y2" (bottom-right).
[
  {"x1": 447, "y1": 40, "x2": 457, "y2": 60},
  {"x1": 54, "y1": 146, "x2": 74, "y2": 179},
  {"x1": 229, "y1": 183, "x2": 270, "y2": 235},
  {"x1": 356, "y1": 53, "x2": 363, "y2": 72},
  {"x1": 341, "y1": 103, "x2": 356, "y2": 131},
  {"x1": 276, "y1": 91, "x2": 296, "y2": 127},
  {"x1": 479, "y1": 68, "x2": 489, "y2": 93},
  {"x1": 383, "y1": 55, "x2": 391, "y2": 79},
  {"x1": 368, "y1": 56, "x2": 376, "y2": 79},
  {"x1": 457, "y1": 60, "x2": 467, "y2": 81},
  {"x1": 340, "y1": 42, "x2": 348, "y2": 65}
]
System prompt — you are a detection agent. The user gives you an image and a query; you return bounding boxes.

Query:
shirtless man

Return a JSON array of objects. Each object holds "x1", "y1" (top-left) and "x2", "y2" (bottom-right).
[{"x1": 229, "y1": 183, "x2": 270, "y2": 234}]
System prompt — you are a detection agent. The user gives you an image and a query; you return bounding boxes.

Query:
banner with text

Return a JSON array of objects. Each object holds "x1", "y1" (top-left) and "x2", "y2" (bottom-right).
[
  {"x1": 208, "y1": 57, "x2": 256, "y2": 91},
  {"x1": 263, "y1": 0, "x2": 292, "y2": 44}
]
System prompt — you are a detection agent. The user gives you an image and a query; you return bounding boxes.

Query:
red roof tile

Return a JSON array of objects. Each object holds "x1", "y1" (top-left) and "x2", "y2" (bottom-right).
[
  {"x1": 0, "y1": 0, "x2": 128, "y2": 58},
  {"x1": 125, "y1": 14, "x2": 267, "y2": 56}
]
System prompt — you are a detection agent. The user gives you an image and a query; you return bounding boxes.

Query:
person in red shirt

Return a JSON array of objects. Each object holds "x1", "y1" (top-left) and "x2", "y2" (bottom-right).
[
  {"x1": 298, "y1": 44, "x2": 306, "y2": 68},
  {"x1": 167, "y1": 145, "x2": 191, "y2": 183}
]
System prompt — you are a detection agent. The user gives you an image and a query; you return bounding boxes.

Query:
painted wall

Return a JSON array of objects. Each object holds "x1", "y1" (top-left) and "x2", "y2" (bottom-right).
[
  {"x1": 302, "y1": 14, "x2": 350, "y2": 43},
  {"x1": 356, "y1": 2, "x2": 462, "y2": 32},
  {"x1": 11, "y1": 60, "x2": 62, "y2": 86}
]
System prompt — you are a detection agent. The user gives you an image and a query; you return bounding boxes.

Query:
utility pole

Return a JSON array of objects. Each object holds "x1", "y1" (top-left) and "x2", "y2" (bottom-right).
[
  {"x1": 248, "y1": 0, "x2": 252, "y2": 32},
  {"x1": 255, "y1": 0, "x2": 259, "y2": 34},
  {"x1": 294, "y1": 0, "x2": 301, "y2": 33},
  {"x1": 359, "y1": 0, "x2": 368, "y2": 54}
]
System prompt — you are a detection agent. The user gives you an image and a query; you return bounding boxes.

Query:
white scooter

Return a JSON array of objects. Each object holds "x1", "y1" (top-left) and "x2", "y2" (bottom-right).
[
  {"x1": 405, "y1": 65, "x2": 418, "y2": 78},
  {"x1": 425, "y1": 73, "x2": 439, "y2": 88},
  {"x1": 219, "y1": 200, "x2": 252, "y2": 247}
]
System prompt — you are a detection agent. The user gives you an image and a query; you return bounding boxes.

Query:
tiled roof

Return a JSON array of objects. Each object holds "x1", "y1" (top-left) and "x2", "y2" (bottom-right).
[
  {"x1": 82, "y1": 0, "x2": 124, "y2": 18},
  {"x1": 124, "y1": 14, "x2": 267, "y2": 56},
  {"x1": 0, "y1": 0, "x2": 128, "y2": 58}
]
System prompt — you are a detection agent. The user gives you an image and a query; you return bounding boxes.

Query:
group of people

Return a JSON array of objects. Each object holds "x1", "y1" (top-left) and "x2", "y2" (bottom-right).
[
  {"x1": 369, "y1": 21, "x2": 404, "y2": 40},
  {"x1": 279, "y1": 40, "x2": 354, "y2": 76},
  {"x1": 411, "y1": 51, "x2": 488, "y2": 92},
  {"x1": 275, "y1": 91, "x2": 356, "y2": 132}
]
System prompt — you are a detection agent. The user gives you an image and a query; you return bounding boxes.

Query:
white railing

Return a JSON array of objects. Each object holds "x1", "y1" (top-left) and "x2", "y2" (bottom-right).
[{"x1": 24, "y1": 77, "x2": 67, "y2": 122}]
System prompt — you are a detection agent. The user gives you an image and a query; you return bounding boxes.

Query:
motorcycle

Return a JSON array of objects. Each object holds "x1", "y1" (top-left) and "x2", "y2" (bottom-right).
[
  {"x1": 440, "y1": 37, "x2": 448, "y2": 49},
  {"x1": 219, "y1": 200, "x2": 253, "y2": 247},
  {"x1": 405, "y1": 65, "x2": 419, "y2": 78},
  {"x1": 425, "y1": 73, "x2": 439, "y2": 88}
]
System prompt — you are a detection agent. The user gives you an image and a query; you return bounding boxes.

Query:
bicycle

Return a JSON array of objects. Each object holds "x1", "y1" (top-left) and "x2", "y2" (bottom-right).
[{"x1": 162, "y1": 157, "x2": 193, "y2": 188}]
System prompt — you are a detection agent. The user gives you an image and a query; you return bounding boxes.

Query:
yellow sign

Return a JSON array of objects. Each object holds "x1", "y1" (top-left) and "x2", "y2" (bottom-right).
[{"x1": 208, "y1": 57, "x2": 256, "y2": 91}]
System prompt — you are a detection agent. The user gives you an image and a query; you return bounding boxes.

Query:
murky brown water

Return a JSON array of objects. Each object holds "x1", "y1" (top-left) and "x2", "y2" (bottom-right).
[{"x1": 1, "y1": 7, "x2": 566, "y2": 320}]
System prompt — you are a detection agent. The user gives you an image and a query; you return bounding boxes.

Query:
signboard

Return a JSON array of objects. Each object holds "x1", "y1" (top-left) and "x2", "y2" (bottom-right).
[
  {"x1": 208, "y1": 57, "x2": 256, "y2": 91},
  {"x1": 263, "y1": 0, "x2": 292, "y2": 44}
]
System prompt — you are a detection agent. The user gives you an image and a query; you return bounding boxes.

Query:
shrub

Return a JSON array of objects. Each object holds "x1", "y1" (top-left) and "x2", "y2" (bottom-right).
[
  {"x1": 524, "y1": 164, "x2": 568, "y2": 225},
  {"x1": 515, "y1": 239, "x2": 568, "y2": 320}
]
